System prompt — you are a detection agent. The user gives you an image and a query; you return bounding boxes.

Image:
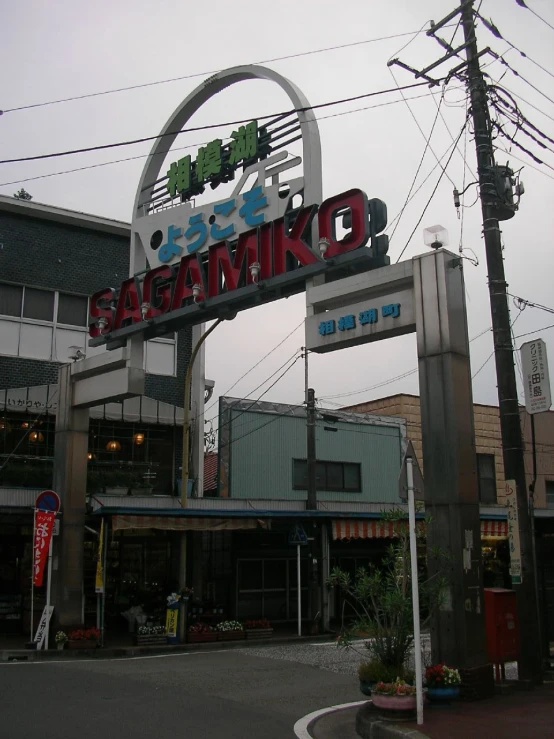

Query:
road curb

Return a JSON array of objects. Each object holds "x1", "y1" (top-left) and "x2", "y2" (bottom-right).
[
  {"x1": 293, "y1": 701, "x2": 431, "y2": 739},
  {"x1": 1, "y1": 632, "x2": 332, "y2": 663},
  {"x1": 293, "y1": 701, "x2": 365, "y2": 738}
]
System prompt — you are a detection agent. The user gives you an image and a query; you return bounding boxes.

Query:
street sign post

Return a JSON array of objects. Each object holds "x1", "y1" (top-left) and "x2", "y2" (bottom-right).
[
  {"x1": 398, "y1": 447, "x2": 424, "y2": 725},
  {"x1": 288, "y1": 525, "x2": 308, "y2": 636}
]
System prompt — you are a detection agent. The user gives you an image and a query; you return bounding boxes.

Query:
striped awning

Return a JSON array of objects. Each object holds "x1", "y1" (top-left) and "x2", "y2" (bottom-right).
[
  {"x1": 111, "y1": 515, "x2": 268, "y2": 533},
  {"x1": 332, "y1": 520, "x2": 400, "y2": 540},
  {"x1": 481, "y1": 519, "x2": 508, "y2": 539},
  {"x1": 333, "y1": 519, "x2": 508, "y2": 541}
]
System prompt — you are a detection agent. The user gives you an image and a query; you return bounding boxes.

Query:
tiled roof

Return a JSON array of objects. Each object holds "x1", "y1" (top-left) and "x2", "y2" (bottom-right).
[{"x1": 204, "y1": 452, "x2": 218, "y2": 492}]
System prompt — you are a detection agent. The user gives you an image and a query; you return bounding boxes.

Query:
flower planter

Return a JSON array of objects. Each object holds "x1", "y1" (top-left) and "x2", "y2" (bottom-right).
[
  {"x1": 359, "y1": 680, "x2": 374, "y2": 697},
  {"x1": 56, "y1": 643, "x2": 65, "y2": 651},
  {"x1": 187, "y1": 632, "x2": 219, "y2": 643},
  {"x1": 218, "y1": 630, "x2": 245, "y2": 641},
  {"x1": 371, "y1": 693, "x2": 417, "y2": 721},
  {"x1": 134, "y1": 634, "x2": 167, "y2": 646},
  {"x1": 68, "y1": 640, "x2": 98, "y2": 650},
  {"x1": 426, "y1": 686, "x2": 460, "y2": 704},
  {"x1": 244, "y1": 628, "x2": 273, "y2": 640}
]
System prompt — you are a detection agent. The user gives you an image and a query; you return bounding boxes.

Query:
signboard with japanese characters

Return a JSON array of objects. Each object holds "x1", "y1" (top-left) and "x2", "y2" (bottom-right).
[
  {"x1": 88, "y1": 65, "x2": 391, "y2": 349},
  {"x1": 520, "y1": 339, "x2": 551, "y2": 415},
  {"x1": 33, "y1": 605, "x2": 54, "y2": 650},
  {"x1": 505, "y1": 479, "x2": 522, "y2": 585},
  {"x1": 305, "y1": 287, "x2": 414, "y2": 353},
  {"x1": 33, "y1": 510, "x2": 56, "y2": 587}
]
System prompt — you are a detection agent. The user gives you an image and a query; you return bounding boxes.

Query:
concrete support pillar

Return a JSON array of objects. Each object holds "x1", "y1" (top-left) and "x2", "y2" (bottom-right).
[
  {"x1": 414, "y1": 250, "x2": 487, "y2": 670},
  {"x1": 52, "y1": 364, "x2": 90, "y2": 627}
]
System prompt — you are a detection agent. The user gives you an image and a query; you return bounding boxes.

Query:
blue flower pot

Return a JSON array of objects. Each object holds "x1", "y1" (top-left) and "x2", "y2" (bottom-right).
[
  {"x1": 426, "y1": 686, "x2": 460, "y2": 704},
  {"x1": 359, "y1": 680, "x2": 374, "y2": 697}
]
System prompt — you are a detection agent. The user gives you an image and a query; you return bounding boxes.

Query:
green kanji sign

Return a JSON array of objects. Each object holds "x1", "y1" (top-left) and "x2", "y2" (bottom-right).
[{"x1": 165, "y1": 121, "x2": 261, "y2": 200}]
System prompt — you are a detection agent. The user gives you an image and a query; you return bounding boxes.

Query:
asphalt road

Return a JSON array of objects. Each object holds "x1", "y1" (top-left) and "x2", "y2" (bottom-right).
[{"x1": 0, "y1": 645, "x2": 359, "y2": 739}]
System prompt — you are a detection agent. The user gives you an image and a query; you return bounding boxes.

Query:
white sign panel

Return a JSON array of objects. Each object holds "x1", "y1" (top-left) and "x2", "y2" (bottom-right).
[
  {"x1": 33, "y1": 605, "x2": 54, "y2": 650},
  {"x1": 505, "y1": 480, "x2": 522, "y2": 585},
  {"x1": 305, "y1": 287, "x2": 415, "y2": 353},
  {"x1": 520, "y1": 339, "x2": 551, "y2": 414}
]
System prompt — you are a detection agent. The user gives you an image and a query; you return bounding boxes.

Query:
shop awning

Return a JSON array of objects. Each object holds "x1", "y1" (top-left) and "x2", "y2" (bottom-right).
[
  {"x1": 111, "y1": 514, "x2": 269, "y2": 532},
  {"x1": 332, "y1": 520, "x2": 401, "y2": 540},
  {"x1": 481, "y1": 519, "x2": 508, "y2": 539},
  {"x1": 333, "y1": 519, "x2": 508, "y2": 541}
]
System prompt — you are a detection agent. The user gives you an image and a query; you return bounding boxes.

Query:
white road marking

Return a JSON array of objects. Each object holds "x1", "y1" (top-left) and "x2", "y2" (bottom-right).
[
  {"x1": 0, "y1": 649, "x2": 228, "y2": 666},
  {"x1": 293, "y1": 701, "x2": 366, "y2": 739}
]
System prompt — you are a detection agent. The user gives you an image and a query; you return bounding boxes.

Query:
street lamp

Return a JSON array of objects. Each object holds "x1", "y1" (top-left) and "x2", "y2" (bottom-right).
[{"x1": 178, "y1": 317, "x2": 228, "y2": 614}]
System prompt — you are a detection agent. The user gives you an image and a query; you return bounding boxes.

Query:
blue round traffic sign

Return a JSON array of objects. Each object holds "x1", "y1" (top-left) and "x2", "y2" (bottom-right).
[{"x1": 35, "y1": 490, "x2": 60, "y2": 512}]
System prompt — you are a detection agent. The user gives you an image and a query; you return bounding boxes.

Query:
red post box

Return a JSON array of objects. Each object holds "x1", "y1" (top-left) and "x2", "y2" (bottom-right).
[{"x1": 484, "y1": 587, "x2": 520, "y2": 680}]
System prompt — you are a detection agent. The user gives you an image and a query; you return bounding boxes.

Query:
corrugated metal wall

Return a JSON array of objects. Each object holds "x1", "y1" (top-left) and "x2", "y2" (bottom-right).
[{"x1": 228, "y1": 410, "x2": 403, "y2": 502}]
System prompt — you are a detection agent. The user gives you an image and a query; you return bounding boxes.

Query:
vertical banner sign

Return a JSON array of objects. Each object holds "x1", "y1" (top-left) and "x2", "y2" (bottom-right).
[
  {"x1": 165, "y1": 607, "x2": 178, "y2": 639},
  {"x1": 33, "y1": 510, "x2": 55, "y2": 587},
  {"x1": 505, "y1": 480, "x2": 523, "y2": 585},
  {"x1": 95, "y1": 519, "x2": 104, "y2": 594},
  {"x1": 520, "y1": 338, "x2": 552, "y2": 414}
]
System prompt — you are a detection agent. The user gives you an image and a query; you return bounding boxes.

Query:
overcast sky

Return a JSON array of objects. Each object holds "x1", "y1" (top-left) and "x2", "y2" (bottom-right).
[{"x1": 2, "y1": 0, "x2": 553, "y2": 419}]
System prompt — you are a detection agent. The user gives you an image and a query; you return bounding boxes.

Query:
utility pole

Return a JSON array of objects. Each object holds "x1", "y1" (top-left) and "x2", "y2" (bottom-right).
[{"x1": 460, "y1": 0, "x2": 542, "y2": 683}]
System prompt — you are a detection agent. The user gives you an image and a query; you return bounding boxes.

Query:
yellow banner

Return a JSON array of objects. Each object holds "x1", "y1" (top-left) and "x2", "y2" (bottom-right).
[
  {"x1": 166, "y1": 608, "x2": 178, "y2": 638},
  {"x1": 95, "y1": 520, "x2": 104, "y2": 594}
]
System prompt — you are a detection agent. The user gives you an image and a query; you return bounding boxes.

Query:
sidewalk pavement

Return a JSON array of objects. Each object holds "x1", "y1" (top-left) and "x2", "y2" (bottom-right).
[{"x1": 310, "y1": 680, "x2": 554, "y2": 739}]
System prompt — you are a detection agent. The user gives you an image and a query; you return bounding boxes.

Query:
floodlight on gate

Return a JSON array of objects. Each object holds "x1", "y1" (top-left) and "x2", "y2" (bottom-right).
[
  {"x1": 96, "y1": 316, "x2": 109, "y2": 331},
  {"x1": 249, "y1": 261, "x2": 261, "y2": 284},
  {"x1": 192, "y1": 283, "x2": 203, "y2": 303},
  {"x1": 140, "y1": 302, "x2": 151, "y2": 320},
  {"x1": 318, "y1": 237, "x2": 330, "y2": 257}
]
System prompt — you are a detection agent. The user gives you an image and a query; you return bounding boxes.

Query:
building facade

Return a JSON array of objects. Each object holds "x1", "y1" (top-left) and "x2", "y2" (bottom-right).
[
  {"x1": 0, "y1": 195, "x2": 192, "y2": 637},
  {"x1": 343, "y1": 393, "x2": 554, "y2": 643}
]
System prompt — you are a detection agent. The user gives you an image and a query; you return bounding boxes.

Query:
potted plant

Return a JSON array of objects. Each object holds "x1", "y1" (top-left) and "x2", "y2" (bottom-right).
[
  {"x1": 243, "y1": 618, "x2": 273, "y2": 639},
  {"x1": 67, "y1": 627, "x2": 100, "y2": 649},
  {"x1": 425, "y1": 663, "x2": 461, "y2": 703},
  {"x1": 357, "y1": 660, "x2": 402, "y2": 697},
  {"x1": 371, "y1": 679, "x2": 417, "y2": 720},
  {"x1": 55, "y1": 631, "x2": 68, "y2": 651},
  {"x1": 329, "y1": 508, "x2": 448, "y2": 693},
  {"x1": 216, "y1": 620, "x2": 244, "y2": 641},
  {"x1": 134, "y1": 624, "x2": 167, "y2": 646}
]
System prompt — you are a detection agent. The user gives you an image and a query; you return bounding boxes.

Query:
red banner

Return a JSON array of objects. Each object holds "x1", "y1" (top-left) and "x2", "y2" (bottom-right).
[{"x1": 33, "y1": 510, "x2": 55, "y2": 587}]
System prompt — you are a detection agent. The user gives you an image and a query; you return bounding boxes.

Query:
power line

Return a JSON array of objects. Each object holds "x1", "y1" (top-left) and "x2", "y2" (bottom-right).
[
  {"x1": 494, "y1": 82, "x2": 554, "y2": 125},
  {"x1": 0, "y1": 88, "x2": 441, "y2": 189},
  {"x1": 206, "y1": 348, "x2": 302, "y2": 426},
  {"x1": 513, "y1": 323, "x2": 554, "y2": 340},
  {"x1": 476, "y1": 11, "x2": 554, "y2": 81},
  {"x1": 495, "y1": 145, "x2": 554, "y2": 181},
  {"x1": 319, "y1": 325, "x2": 491, "y2": 402},
  {"x1": 389, "y1": 88, "x2": 446, "y2": 242},
  {"x1": 387, "y1": 65, "x2": 456, "y2": 188},
  {"x1": 395, "y1": 119, "x2": 467, "y2": 262},
  {"x1": 515, "y1": 0, "x2": 554, "y2": 33},
  {"x1": 0, "y1": 26, "x2": 456, "y2": 115},
  {"x1": 507, "y1": 294, "x2": 554, "y2": 316},
  {"x1": 203, "y1": 319, "x2": 304, "y2": 417},
  {"x1": 0, "y1": 80, "x2": 437, "y2": 166}
]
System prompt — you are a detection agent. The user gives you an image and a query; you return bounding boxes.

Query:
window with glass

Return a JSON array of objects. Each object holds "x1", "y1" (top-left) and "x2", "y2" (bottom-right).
[
  {"x1": 293, "y1": 459, "x2": 362, "y2": 492},
  {"x1": 477, "y1": 453, "x2": 497, "y2": 504}
]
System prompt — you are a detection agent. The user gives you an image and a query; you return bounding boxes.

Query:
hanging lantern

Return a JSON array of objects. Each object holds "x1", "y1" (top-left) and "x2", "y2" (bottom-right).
[
  {"x1": 133, "y1": 432, "x2": 145, "y2": 446},
  {"x1": 105, "y1": 440, "x2": 121, "y2": 452},
  {"x1": 29, "y1": 431, "x2": 45, "y2": 443},
  {"x1": 0, "y1": 419, "x2": 11, "y2": 432}
]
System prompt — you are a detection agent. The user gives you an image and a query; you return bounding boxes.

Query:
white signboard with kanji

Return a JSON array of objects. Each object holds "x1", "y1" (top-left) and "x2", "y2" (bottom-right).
[
  {"x1": 520, "y1": 339, "x2": 551, "y2": 414},
  {"x1": 505, "y1": 479, "x2": 522, "y2": 585}
]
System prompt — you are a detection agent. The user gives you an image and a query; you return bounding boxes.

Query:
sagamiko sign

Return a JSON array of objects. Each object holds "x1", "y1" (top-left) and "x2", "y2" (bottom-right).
[{"x1": 88, "y1": 66, "x2": 389, "y2": 347}]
